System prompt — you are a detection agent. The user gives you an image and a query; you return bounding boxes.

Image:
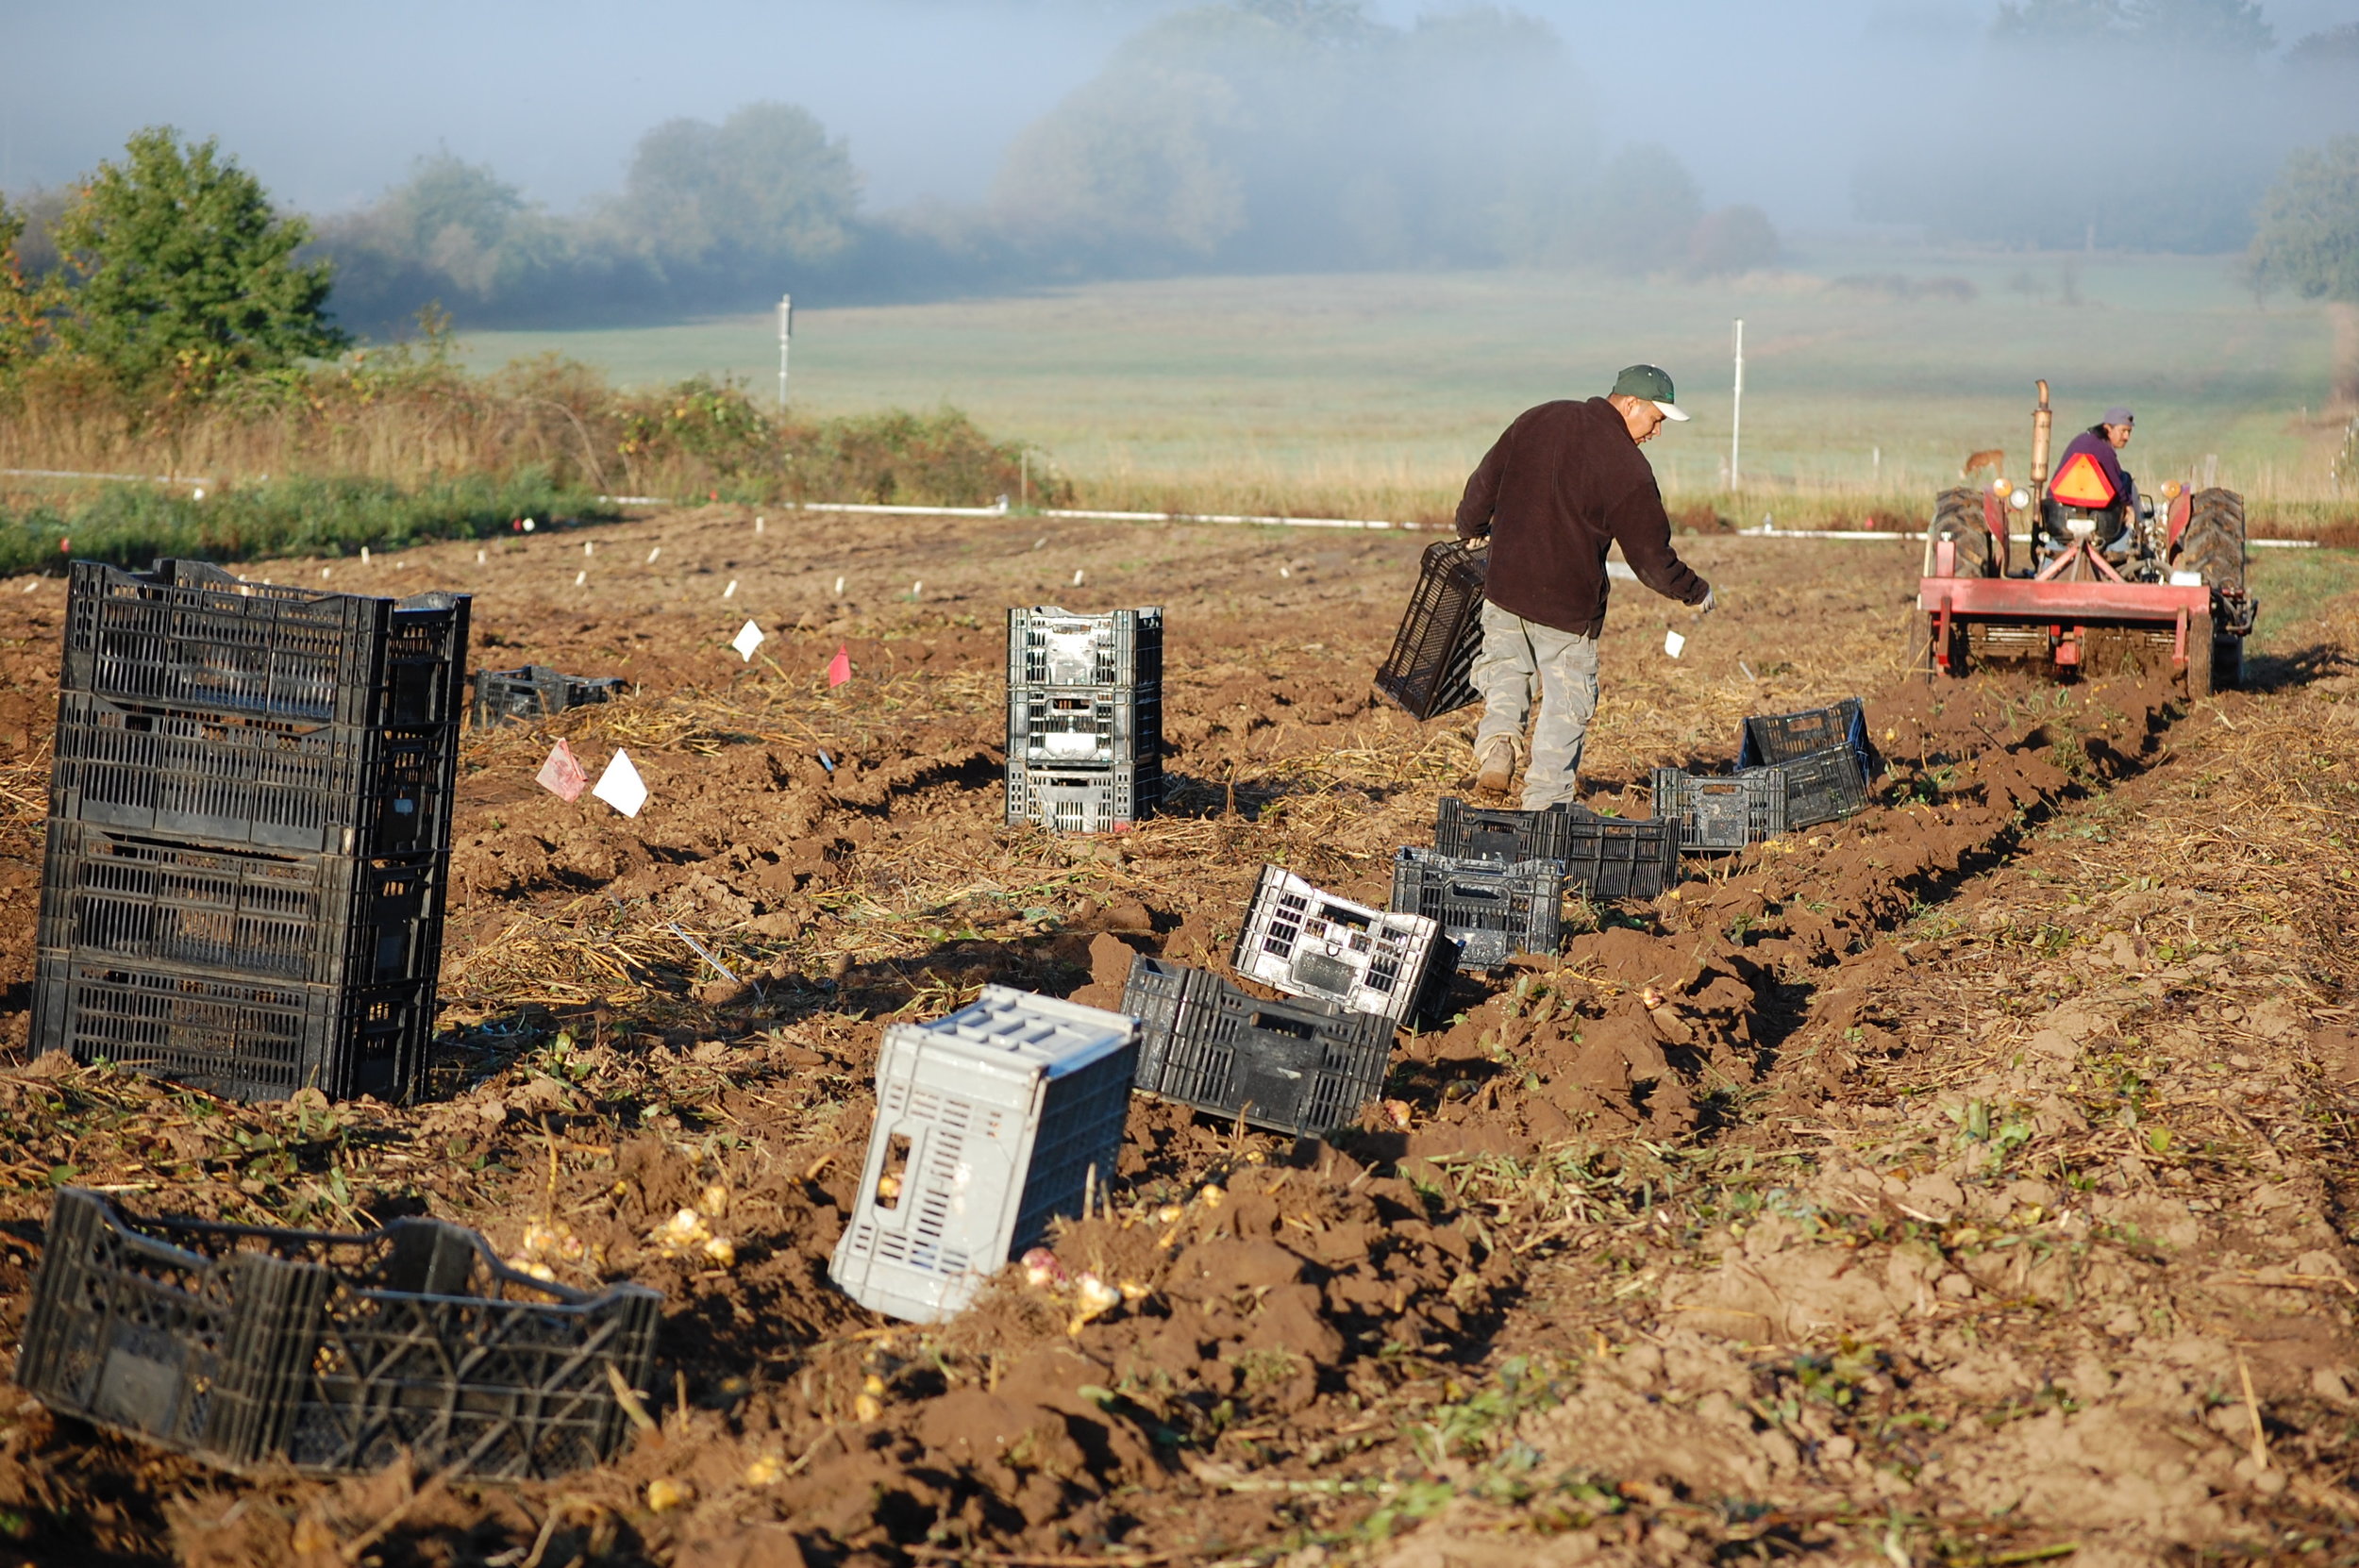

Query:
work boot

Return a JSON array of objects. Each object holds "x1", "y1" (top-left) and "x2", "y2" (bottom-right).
[{"x1": 1474, "y1": 734, "x2": 1519, "y2": 793}]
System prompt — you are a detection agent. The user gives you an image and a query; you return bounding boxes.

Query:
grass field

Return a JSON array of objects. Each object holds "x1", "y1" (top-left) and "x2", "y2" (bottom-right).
[{"x1": 454, "y1": 240, "x2": 2352, "y2": 520}]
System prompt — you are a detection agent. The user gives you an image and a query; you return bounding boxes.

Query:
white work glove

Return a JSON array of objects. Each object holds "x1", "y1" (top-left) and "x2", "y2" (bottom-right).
[{"x1": 1696, "y1": 586, "x2": 1716, "y2": 614}]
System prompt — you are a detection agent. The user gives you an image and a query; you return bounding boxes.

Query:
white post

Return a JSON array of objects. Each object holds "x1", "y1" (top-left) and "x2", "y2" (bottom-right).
[
  {"x1": 777, "y1": 293, "x2": 793, "y2": 411},
  {"x1": 1730, "y1": 317, "x2": 1745, "y2": 492}
]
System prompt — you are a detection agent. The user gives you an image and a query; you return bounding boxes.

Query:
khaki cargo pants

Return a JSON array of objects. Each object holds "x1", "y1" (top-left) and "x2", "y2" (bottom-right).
[{"x1": 1471, "y1": 600, "x2": 1599, "y2": 811}]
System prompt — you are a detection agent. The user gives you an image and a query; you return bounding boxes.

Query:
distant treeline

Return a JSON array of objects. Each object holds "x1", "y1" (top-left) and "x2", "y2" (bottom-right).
[
  {"x1": 7, "y1": 0, "x2": 2358, "y2": 343},
  {"x1": 39, "y1": 1, "x2": 1778, "y2": 337}
]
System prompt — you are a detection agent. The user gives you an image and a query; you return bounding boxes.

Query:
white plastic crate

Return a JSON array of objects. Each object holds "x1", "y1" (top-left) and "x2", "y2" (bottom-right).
[
  {"x1": 1006, "y1": 607, "x2": 1162, "y2": 690},
  {"x1": 1230, "y1": 864, "x2": 1447, "y2": 1028},
  {"x1": 828, "y1": 986, "x2": 1138, "y2": 1323}
]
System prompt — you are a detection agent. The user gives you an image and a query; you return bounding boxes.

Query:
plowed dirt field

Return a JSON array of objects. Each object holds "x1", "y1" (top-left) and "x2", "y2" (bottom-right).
[{"x1": 0, "y1": 509, "x2": 2353, "y2": 1568}]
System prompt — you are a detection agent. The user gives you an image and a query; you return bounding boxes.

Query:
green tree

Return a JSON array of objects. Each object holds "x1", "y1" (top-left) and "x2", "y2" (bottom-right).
[
  {"x1": 0, "y1": 197, "x2": 54, "y2": 376},
  {"x1": 52, "y1": 126, "x2": 345, "y2": 394},
  {"x1": 2250, "y1": 137, "x2": 2359, "y2": 301},
  {"x1": 615, "y1": 102, "x2": 859, "y2": 275}
]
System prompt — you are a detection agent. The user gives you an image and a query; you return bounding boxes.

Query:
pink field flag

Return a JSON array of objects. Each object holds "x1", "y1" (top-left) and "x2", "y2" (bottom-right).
[
  {"x1": 536, "y1": 739, "x2": 589, "y2": 802},
  {"x1": 826, "y1": 643, "x2": 852, "y2": 688}
]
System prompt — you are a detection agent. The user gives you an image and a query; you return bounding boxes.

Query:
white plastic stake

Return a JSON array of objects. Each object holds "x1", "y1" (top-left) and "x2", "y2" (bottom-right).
[
  {"x1": 755, "y1": 516, "x2": 765, "y2": 534},
  {"x1": 477, "y1": 548, "x2": 487, "y2": 564},
  {"x1": 646, "y1": 545, "x2": 661, "y2": 564},
  {"x1": 320, "y1": 567, "x2": 330, "y2": 579},
  {"x1": 575, "y1": 569, "x2": 587, "y2": 586},
  {"x1": 593, "y1": 749, "x2": 648, "y2": 818},
  {"x1": 360, "y1": 546, "x2": 370, "y2": 564},
  {"x1": 731, "y1": 619, "x2": 765, "y2": 661},
  {"x1": 1073, "y1": 568, "x2": 1085, "y2": 586},
  {"x1": 912, "y1": 579, "x2": 923, "y2": 598},
  {"x1": 584, "y1": 540, "x2": 594, "y2": 556},
  {"x1": 724, "y1": 579, "x2": 739, "y2": 599},
  {"x1": 1730, "y1": 318, "x2": 1744, "y2": 492},
  {"x1": 833, "y1": 575, "x2": 845, "y2": 595}
]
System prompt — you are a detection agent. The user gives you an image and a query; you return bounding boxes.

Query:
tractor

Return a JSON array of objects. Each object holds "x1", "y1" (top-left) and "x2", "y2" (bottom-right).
[{"x1": 1913, "y1": 379, "x2": 2255, "y2": 695}]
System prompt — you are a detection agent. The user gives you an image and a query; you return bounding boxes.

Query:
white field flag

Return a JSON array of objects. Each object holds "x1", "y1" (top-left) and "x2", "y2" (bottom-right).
[
  {"x1": 731, "y1": 619, "x2": 766, "y2": 661},
  {"x1": 1664, "y1": 628, "x2": 1687, "y2": 659},
  {"x1": 593, "y1": 748, "x2": 649, "y2": 817}
]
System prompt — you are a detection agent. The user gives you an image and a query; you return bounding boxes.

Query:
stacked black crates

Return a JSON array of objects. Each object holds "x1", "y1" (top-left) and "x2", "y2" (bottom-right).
[
  {"x1": 34, "y1": 559, "x2": 470, "y2": 1103},
  {"x1": 1005, "y1": 606, "x2": 1162, "y2": 832}
]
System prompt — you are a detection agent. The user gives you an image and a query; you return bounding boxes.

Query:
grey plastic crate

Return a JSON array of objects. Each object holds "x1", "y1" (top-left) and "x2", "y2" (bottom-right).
[
  {"x1": 1007, "y1": 607, "x2": 1163, "y2": 690},
  {"x1": 1651, "y1": 767, "x2": 1785, "y2": 851},
  {"x1": 1230, "y1": 864, "x2": 1449, "y2": 1027},
  {"x1": 1009, "y1": 684, "x2": 1162, "y2": 770},
  {"x1": 829, "y1": 986, "x2": 1138, "y2": 1324},
  {"x1": 1005, "y1": 759, "x2": 1159, "y2": 833}
]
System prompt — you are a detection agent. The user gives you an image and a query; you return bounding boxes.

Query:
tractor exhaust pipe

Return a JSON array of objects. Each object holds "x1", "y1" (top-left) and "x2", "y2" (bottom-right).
[{"x1": 2030, "y1": 379, "x2": 2052, "y2": 495}]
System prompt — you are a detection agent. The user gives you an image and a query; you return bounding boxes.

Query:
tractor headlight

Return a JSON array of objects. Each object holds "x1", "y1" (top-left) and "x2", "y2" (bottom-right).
[{"x1": 2009, "y1": 487, "x2": 2033, "y2": 511}]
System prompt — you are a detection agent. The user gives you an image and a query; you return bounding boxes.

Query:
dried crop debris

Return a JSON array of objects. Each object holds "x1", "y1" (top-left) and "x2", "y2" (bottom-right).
[{"x1": 0, "y1": 509, "x2": 2348, "y2": 1567}]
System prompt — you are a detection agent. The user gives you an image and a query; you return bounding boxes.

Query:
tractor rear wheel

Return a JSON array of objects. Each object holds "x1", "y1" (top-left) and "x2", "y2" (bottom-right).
[
  {"x1": 2175, "y1": 489, "x2": 2246, "y2": 594},
  {"x1": 1932, "y1": 487, "x2": 1996, "y2": 577},
  {"x1": 2175, "y1": 489, "x2": 2246, "y2": 689}
]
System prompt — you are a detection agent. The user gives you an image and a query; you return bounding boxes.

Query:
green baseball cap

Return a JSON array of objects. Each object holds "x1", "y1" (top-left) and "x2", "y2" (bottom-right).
[{"x1": 1611, "y1": 363, "x2": 1690, "y2": 421}]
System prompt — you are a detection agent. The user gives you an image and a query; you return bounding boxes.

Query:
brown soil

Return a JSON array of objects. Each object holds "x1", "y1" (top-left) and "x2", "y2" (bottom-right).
[{"x1": 0, "y1": 509, "x2": 2352, "y2": 1567}]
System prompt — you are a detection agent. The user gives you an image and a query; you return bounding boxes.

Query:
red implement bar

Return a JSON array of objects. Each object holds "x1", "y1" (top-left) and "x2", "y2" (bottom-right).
[{"x1": 1916, "y1": 577, "x2": 2210, "y2": 622}]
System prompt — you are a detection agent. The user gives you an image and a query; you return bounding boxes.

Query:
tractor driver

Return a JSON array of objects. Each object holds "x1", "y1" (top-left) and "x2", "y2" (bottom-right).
[{"x1": 2047, "y1": 406, "x2": 2137, "y2": 546}]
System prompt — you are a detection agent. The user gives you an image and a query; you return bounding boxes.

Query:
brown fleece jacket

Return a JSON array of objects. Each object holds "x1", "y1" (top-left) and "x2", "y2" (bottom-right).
[{"x1": 1453, "y1": 397, "x2": 1709, "y2": 637}]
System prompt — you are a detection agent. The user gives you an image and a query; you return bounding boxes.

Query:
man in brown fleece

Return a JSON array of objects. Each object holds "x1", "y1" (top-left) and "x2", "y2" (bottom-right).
[{"x1": 1454, "y1": 363, "x2": 1714, "y2": 809}]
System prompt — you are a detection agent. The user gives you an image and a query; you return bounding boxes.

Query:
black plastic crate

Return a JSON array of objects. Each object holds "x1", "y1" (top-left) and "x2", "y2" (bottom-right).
[
  {"x1": 1230, "y1": 864, "x2": 1454, "y2": 1026},
  {"x1": 34, "y1": 952, "x2": 435, "y2": 1103},
  {"x1": 1374, "y1": 539, "x2": 1486, "y2": 721},
  {"x1": 17, "y1": 1188, "x2": 661, "y2": 1478},
  {"x1": 37, "y1": 822, "x2": 443, "y2": 991},
  {"x1": 1390, "y1": 847, "x2": 1564, "y2": 970},
  {"x1": 1121, "y1": 954, "x2": 1395, "y2": 1136},
  {"x1": 1651, "y1": 767, "x2": 1782, "y2": 851},
  {"x1": 1009, "y1": 684, "x2": 1162, "y2": 770},
  {"x1": 1776, "y1": 745, "x2": 1870, "y2": 831},
  {"x1": 471, "y1": 665, "x2": 627, "y2": 728},
  {"x1": 1007, "y1": 607, "x2": 1163, "y2": 690},
  {"x1": 1432, "y1": 798, "x2": 1681, "y2": 899},
  {"x1": 62, "y1": 559, "x2": 470, "y2": 730},
  {"x1": 48, "y1": 691, "x2": 457, "y2": 858},
  {"x1": 1005, "y1": 759, "x2": 1159, "y2": 833},
  {"x1": 1738, "y1": 697, "x2": 1877, "y2": 777}
]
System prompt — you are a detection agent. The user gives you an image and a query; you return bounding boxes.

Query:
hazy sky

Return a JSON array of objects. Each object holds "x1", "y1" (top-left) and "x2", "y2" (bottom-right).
[{"x1": 7, "y1": 0, "x2": 2357, "y2": 227}]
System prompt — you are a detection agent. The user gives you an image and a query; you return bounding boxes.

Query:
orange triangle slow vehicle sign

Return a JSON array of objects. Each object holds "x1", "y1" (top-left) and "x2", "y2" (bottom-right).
[{"x1": 2051, "y1": 450, "x2": 2116, "y2": 508}]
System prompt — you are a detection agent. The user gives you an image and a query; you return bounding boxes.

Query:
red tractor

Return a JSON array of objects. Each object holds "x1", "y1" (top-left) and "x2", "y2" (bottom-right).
[{"x1": 1913, "y1": 380, "x2": 2254, "y2": 695}]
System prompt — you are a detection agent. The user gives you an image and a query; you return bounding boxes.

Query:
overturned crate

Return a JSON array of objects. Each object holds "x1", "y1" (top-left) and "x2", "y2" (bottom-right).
[
  {"x1": 1389, "y1": 847, "x2": 1564, "y2": 970},
  {"x1": 1230, "y1": 864, "x2": 1451, "y2": 1027},
  {"x1": 17, "y1": 1187, "x2": 661, "y2": 1478},
  {"x1": 829, "y1": 987, "x2": 1138, "y2": 1324},
  {"x1": 471, "y1": 665, "x2": 627, "y2": 728},
  {"x1": 1121, "y1": 953, "x2": 1396, "y2": 1136},
  {"x1": 1373, "y1": 539, "x2": 1486, "y2": 721},
  {"x1": 1433, "y1": 797, "x2": 1681, "y2": 900},
  {"x1": 1737, "y1": 697, "x2": 1878, "y2": 777}
]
